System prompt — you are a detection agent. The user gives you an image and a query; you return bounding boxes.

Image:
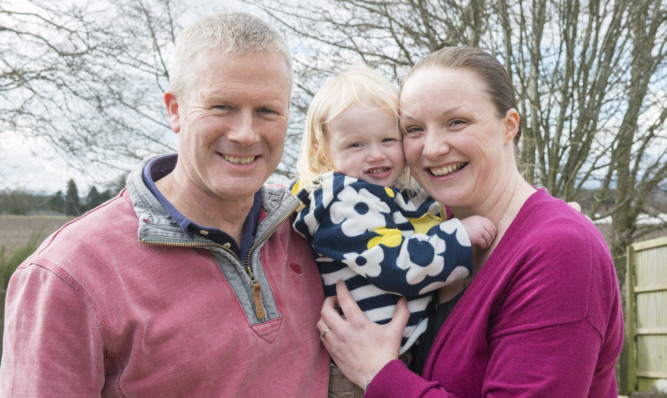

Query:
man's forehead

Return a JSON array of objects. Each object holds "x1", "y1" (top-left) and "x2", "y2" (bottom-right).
[
  {"x1": 192, "y1": 48, "x2": 291, "y2": 74},
  {"x1": 185, "y1": 51, "x2": 290, "y2": 93}
]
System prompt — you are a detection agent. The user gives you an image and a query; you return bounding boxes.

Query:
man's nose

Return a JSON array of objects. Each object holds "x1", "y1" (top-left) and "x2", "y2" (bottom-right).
[{"x1": 228, "y1": 111, "x2": 260, "y2": 145}]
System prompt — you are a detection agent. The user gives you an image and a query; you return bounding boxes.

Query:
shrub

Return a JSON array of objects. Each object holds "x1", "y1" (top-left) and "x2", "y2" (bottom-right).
[
  {"x1": 1, "y1": 230, "x2": 46, "y2": 359},
  {"x1": 0, "y1": 230, "x2": 45, "y2": 292}
]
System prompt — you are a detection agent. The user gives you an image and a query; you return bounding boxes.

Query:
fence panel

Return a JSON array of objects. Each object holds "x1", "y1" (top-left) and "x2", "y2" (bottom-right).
[{"x1": 623, "y1": 236, "x2": 667, "y2": 393}]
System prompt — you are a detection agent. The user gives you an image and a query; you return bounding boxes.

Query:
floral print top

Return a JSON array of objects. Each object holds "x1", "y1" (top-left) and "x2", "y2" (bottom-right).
[{"x1": 292, "y1": 172, "x2": 473, "y2": 353}]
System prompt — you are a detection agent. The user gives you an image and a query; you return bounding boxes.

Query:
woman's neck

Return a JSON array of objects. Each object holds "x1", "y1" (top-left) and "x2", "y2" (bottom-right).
[
  {"x1": 454, "y1": 170, "x2": 536, "y2": 273},
  {"x1": 453, "y1": 167, "x2": 532, "y2": 224}
]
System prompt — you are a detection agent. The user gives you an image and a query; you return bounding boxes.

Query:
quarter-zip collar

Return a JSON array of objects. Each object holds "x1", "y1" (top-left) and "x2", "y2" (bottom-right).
[{"x1": 127, "y1": 154, "x2": 298, "y2": 253}]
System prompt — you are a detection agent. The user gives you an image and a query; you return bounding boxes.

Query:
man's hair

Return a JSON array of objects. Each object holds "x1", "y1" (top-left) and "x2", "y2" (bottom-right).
[
  {"x1": 296, "y1": 65, "x2": 414, "y2": 192},
  {"x1": 168, "y1": 12, "x2": 292, "y2": 98}
]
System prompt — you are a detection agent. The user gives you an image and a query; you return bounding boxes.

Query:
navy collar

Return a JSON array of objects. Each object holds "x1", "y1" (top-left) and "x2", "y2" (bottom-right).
[{"x1": 142, "y1": 154, "x2": 261, "y2": 262}]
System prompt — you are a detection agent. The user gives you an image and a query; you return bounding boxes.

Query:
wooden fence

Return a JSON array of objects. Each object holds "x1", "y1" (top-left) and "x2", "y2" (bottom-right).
[{"x1": 620, "y1": 236, "x2": 667, "y2": 394}]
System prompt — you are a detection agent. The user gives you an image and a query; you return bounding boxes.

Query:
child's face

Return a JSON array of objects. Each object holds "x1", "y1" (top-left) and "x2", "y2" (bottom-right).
[{"x1": 326, "y1": 103, "x2": 405, "y2": 187}]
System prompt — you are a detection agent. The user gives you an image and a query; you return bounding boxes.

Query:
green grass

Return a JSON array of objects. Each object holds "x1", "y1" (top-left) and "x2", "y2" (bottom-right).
[
  {"x1": 1, "y1": 229, "x2": 47, "y2": 360},
  {"x1": 0, "y1": 229, "x2": 46, "y2": 293}
]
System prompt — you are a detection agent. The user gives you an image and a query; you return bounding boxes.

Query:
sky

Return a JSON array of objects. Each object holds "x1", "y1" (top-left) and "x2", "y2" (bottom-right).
[
  {"x1": 0, "y1": 0, "x2": 251, "y2": 195},
  {"x1": 0, "y1": 133, "x2": 106, "y2": 195},
  {"x1": 2, "y1": 0, "x2": 664, "y2": 199}
]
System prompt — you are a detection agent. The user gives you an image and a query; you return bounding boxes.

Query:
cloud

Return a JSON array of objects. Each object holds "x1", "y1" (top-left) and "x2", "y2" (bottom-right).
[{"x1": 0, "y1": 133, "x2": 116, "y2": 194}]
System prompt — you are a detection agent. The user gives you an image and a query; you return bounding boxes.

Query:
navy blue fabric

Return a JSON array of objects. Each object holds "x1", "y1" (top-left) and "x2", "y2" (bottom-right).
[{"x1": 142, "y1": 154, "x2": 260, "y2": 263}]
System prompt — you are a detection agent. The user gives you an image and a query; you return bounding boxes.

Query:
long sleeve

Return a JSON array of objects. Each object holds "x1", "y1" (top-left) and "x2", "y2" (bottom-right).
[
  {"x1": 1, "y1": 264, "x2": 106, "y2": 397},
  {"x1": 365, "y1": 189, "x2": 623, "y2": 397},
  {"x1": 293, "y1": 172, "x2": 473, "y2": 297}
]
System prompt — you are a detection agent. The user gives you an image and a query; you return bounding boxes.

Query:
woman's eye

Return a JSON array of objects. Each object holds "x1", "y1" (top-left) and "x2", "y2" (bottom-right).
[
  {"x1": 213, "y1": 105, "x2": 230, "y2": 110},
  {"x1": 450, "y1": 119, "x2": 467, "y2": 127},
  {"x1": 403, "y1": 126, "x2": 422, "y2": 135}
]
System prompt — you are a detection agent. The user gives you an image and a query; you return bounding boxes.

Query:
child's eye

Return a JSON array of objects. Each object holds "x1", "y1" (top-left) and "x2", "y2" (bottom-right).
[
  {"x1": 382, "y1": 137, "x2": 398, "y2": 143},
  {"x1": 349, "y1": 142, "x2": 362, "y2": 148}
]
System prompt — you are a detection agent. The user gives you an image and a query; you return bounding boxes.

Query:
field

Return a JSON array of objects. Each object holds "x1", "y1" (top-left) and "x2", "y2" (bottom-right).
[
  {"x1": 0, "y1": 215, "x2": 73, "y2": 254},
  {"x1": 0, "y1": 215, "x2": 663, "y2": 255}
]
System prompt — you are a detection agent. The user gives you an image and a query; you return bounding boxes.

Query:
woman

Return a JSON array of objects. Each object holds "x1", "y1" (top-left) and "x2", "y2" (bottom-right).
[{"x1": 317, "y1": 47, "x2": 623, "y2": 397}]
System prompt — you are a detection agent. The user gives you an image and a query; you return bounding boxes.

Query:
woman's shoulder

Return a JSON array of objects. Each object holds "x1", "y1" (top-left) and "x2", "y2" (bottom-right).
[
  {"x1": 495, "y1": 188, "x2": 615, "y2": 289},
  {"x1": 485, "y1": 188, "x2": 620, "y2": 330},
  {"x1": 519, "y1": 188, "x2": 605, "y2": 245},
  {"x1": 499, "y1": 188, "x2": 615, "y2": 289}
]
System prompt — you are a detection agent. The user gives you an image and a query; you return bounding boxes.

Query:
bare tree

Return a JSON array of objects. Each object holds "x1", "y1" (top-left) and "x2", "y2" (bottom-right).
[
  {"x1": 606, "y1": 0, "x2": 666, "y2": 280},
  {"x1": 0, "y1": 0, "x2": 180, "y2": 175},
  {"x1": 252, "y1": 0, "x2": 666, "y2": 286},
  {"x1": 496, "y1": 0, "x2": 666, "y2": 281},
  {"x1": 1, "y1": 0, "x2": 664, "y2": 276},
  {"x1": 0, "y1": 0, "x2": 300, "y2": 182}
]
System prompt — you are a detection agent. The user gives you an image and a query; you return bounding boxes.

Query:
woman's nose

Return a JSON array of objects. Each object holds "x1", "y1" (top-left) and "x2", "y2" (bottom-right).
[{"x1": 422, "y1": 130, "x2": 450, "y2": 159}]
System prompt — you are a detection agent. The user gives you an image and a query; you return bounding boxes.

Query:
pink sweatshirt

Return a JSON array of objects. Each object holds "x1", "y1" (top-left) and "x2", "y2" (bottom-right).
[
  {"x1": 368, "y1": 189, "x2": 623, "y2": 397},
  {"x1": 1, "y1": 160, "x2": 329, "y2": 397}
]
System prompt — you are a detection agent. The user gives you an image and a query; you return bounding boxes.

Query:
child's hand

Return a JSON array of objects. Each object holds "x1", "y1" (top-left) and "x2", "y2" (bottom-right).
[{"x1": 460, "y1": 215, "x2": 497, "y2": 250}]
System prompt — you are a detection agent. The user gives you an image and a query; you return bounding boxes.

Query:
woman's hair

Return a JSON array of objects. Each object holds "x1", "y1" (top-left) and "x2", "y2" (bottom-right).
[
  {"x1": 168, "y1": 12, "x2": 292, "y2": 99},
  {"x1": 296, "y1": 65, "x2": 414, "y2": 192},
  {"x1": 402, "y1": 46, "x2": 521, "y2": 144}
]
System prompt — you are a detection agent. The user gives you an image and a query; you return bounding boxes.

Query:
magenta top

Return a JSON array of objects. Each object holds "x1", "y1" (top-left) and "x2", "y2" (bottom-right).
[{"x1": 368, "y1": 188, "x2": 623, "y2": 397}]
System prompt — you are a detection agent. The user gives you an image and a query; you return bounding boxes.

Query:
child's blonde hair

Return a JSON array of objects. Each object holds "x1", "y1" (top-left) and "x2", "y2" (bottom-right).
[{"x1": 296, "y1": 65, "x2": 413, "y2": 192}]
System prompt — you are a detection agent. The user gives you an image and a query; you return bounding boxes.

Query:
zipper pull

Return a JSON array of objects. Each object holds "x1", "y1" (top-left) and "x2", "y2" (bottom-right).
[
  {"x1": 252, "y1": 282, "x2": 265, "y2": 320},
  {"x1": 245, "y1": 265, "x2": 264, "y2": 320}
]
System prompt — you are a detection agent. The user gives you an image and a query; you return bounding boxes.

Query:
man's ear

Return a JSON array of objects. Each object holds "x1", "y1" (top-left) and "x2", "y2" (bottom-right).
[
  {"x1": 164, "y1": 92, "x2": 181, "y2": 133},
  {"x1": 503, "y1": 108, "x2": 520, "y2": 144}
]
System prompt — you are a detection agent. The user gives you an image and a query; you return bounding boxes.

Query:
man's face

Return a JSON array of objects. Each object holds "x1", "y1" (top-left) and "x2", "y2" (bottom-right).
[{"x1": 165, "y1": 50, "x2": 291, "y2": 204}]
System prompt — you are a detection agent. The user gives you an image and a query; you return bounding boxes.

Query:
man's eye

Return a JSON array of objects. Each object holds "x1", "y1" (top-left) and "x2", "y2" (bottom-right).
[
  {"x1": 212, "y1": 105, "x2": 230, "y2": 110},
  {"x1": 260, "y1": 107, "x2": 277, "y2": 114}
]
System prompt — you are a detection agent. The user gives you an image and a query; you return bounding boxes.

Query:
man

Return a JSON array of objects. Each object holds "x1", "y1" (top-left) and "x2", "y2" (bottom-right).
[{"x1": 0, "y1": 13, "x2": 329, "y2": 396}]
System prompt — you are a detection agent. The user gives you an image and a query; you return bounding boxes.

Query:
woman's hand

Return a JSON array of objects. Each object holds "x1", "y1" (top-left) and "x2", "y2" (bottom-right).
[{"x1": 318, "y1": 280, "x2": 410, "y2": 389}]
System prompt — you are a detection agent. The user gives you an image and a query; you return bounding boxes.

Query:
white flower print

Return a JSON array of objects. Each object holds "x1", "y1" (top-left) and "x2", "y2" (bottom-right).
[
  {"x1": 439, "y1": 220, "x2": 471, "y2": 246},
  {"x1": 330, "y1": 186, "x2": 390, "y2": 237},
  {"x1": 395, "y1": 234, "x2": 446, "y2": 285},
  {"x1": 341, "y1": 246, "x2": 384, "y2": 278}
]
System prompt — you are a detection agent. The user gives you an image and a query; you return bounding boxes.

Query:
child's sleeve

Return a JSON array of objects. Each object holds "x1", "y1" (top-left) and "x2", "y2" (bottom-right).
[{"x1": 301, "y1": 172, "x2": 474, "y2": 297}]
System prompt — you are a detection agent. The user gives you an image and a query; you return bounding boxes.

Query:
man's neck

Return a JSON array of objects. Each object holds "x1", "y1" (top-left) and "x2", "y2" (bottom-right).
[{"x1": 155, "y1": 172, "x2": 254, "y2": 244}]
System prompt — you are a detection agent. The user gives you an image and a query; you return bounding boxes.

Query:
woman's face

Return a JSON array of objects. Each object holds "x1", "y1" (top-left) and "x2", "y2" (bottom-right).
[{"x1": 400, "y1": 66, "x2": 517, "y2": 209}]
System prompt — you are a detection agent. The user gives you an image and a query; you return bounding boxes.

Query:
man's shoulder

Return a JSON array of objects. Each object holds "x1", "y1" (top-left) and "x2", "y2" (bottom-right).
[
  {"x1": 12, "y1": 191, "x2": 139, "y2": 290},
  {"x1": 72, "y1": 190, "x2": 134, "y2": 227},
  {"x1": 36, "y1": 192, "x2": 136, "y2": 254}
]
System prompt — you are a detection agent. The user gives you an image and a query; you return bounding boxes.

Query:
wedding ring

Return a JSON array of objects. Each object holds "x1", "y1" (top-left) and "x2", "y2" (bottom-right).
[{"x1": 319, "y1": 327, "x2": 332, "y2": 339}]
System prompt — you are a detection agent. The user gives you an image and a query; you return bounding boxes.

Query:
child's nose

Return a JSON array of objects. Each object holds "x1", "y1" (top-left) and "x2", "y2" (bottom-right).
[{"x1": 367, "y1": 147, "x2": 386, "y2": 161}]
